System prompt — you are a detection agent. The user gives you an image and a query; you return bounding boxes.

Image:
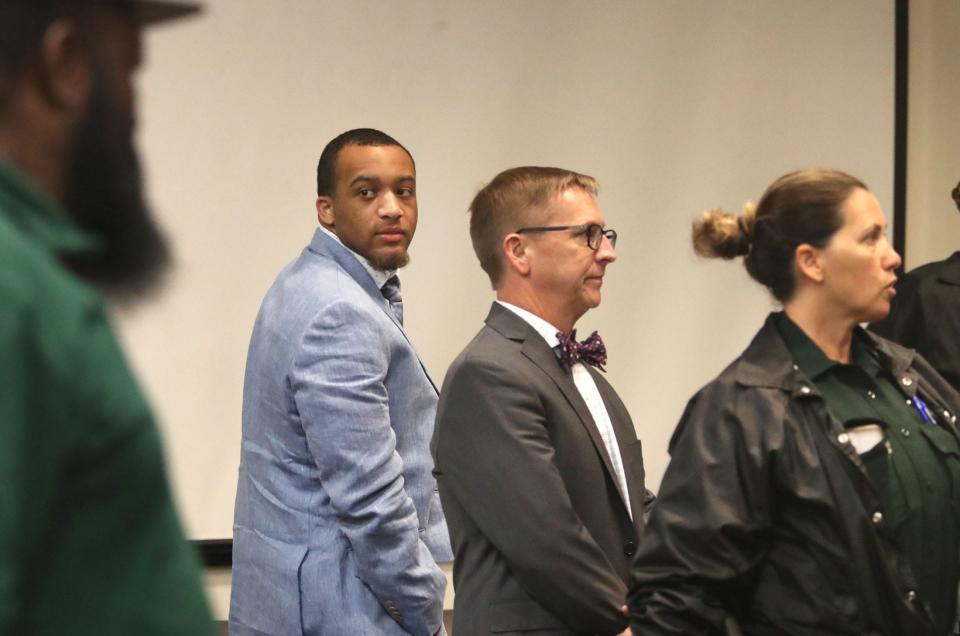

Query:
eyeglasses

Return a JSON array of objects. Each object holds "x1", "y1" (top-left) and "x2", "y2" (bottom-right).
[{"x1": 515, "y1": 223, "x2": 617, "y2": 250}]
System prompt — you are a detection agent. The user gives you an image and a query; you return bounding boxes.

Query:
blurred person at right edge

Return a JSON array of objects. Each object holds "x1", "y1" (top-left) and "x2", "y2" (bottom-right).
[
  {"x1": 869, "y1": 181, "x2": 960, "y2": 392},
  {"x1": 628, "y1": 169, "x2": 960, "y2": 636}
]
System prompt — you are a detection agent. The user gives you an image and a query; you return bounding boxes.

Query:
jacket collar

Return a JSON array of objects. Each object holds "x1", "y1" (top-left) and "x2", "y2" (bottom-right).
[
  {"x1": 0, "y1": 159, "x2": 98, "y2": 256},
  {"x1": 735, "y1": 314, "x2": 800, "y2": 389},
  {"x1": 937, "y1": 251, "x2": 960, "y2": 286},
  {"x1": 308, "y1": 227, "x2": 438, "y2": 392},
  {"x1": 316, "y1": 224, "x2": 396, "y2": 289},
  {"x1": 736, "y1": 312, "x2": 918, "y2": 392},
  {"x1": 866, "y1": 329, "x2": 921, "y2": 390},
  {"x1": 485, "y1": 304, "x2": 568, "y2": 384},
  {"x1": 308, "y1": 226, "x2": 386, "y2": 304},
  {"x1": 485, "y1": 300, "x2": 538, "y2": 341}
]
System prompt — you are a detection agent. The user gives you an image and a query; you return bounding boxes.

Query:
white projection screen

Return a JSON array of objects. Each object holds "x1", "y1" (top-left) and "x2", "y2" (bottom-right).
[{"x1": 120, "y1": 0, "x2": 896, "y2": 541}]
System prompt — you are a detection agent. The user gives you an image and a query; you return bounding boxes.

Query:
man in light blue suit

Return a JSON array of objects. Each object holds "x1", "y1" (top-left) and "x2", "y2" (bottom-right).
[{"x1": 230, "y1": 129, "x2": 452, "y2": 636}]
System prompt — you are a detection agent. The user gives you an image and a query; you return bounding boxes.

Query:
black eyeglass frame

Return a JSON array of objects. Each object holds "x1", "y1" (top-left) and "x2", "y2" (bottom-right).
[{"x1": 514, "y1": 223, "x2": 617, "y2": 250}]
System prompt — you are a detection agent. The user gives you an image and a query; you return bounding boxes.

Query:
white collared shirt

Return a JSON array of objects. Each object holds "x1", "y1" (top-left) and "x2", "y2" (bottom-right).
[
  {"x1": 319, "y1": 225, "x2": 395, "y2": 289},
  {"x1": 496, "y1": 300, "x2": 632, "y2": 519}
]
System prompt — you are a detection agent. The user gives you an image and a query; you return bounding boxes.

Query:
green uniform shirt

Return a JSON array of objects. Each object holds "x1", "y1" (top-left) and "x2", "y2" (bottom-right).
[
  {"x1": 0, "y1": 160, "x2": 215, "y2": 635},
  {"x1": 777, "y1": 313, "x2": 960, "y2": 635}
]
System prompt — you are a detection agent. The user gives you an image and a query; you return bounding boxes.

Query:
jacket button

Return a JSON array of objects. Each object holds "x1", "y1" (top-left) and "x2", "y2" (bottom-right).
[
  {"x1": 800, "y1": 386, "x2": 811, "y2": 394},
  {"x1": 838, "y1": 433, "x2": 850, "y2": 444},
  {"x1": 872, "y1": 511, "x2": 883, "y2": 524},
  {"x1": 902, "y1": 377, "x2": 913, "y2": 387},
  {"x1": 624, "y1": 541, "x2": 636, "y2": 557},
  {"x1": 906, "y1": 590, "x2": 917, "y2": 602}
]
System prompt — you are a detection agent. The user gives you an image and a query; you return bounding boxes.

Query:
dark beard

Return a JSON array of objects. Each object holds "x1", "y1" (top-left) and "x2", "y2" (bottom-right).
[
  {"x1": 59, "y1": 70, "x2": 170, "y2": 302},
  {"x1": 368, "y1": 250, "x2": 410, "y2": 272}
]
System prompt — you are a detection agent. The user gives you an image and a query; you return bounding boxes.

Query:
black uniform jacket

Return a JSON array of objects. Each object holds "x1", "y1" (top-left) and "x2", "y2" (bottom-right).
[
  {"x1": 629, "y1": 313, "x2": 960, "y2": 636},
  {"x1": 870, "y1": 251, "x2": 960, "y2": 392}
]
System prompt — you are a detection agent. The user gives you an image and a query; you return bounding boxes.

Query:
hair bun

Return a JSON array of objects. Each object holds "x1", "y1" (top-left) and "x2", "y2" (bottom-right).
[{"x1": 692, "y1": 204, "x2": 754, "y2": 259}]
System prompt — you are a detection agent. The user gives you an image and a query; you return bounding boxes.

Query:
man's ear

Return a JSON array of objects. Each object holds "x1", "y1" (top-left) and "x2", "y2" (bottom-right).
[
  {"x1": 35, "y1": 20, "x2": 92, "y2": 111},
  {"x1": 316, "y1": 197, "x2": 334, "y2": 228},
  {"x1": 794, "y1": 243, "x2": 824, "y2": 284},
  {"x1": 502, "y1": 233, "x2": 531, "y2": 276}
]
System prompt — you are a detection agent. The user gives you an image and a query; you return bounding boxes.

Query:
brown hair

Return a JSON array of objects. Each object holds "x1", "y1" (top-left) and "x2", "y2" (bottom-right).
[
  {"x1": 469, "y1": 166, "x2": 599, "y2": 287},
  {"x1": 692, "y1": 168, "x2": 867, "y2": 301}
]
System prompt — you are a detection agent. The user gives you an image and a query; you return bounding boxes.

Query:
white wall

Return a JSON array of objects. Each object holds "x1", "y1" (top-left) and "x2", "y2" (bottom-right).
[
  {"x1": 116, "y1": 1, "x2": 901, "y2": 619},
  {"x1": 121, "y1": 0, "x2": 895, "y2": 543},
  {"x1": 906, "y1": 0, "x2": 960, "y2": 267}
]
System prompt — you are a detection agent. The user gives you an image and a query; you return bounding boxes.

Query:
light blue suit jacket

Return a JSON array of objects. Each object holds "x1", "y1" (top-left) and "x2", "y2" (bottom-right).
[{"x1": 230, "y1": 228, "x2": 452, "y2": 636}]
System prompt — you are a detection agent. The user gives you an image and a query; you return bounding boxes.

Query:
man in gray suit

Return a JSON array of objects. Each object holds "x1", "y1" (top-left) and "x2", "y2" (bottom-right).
[
  {"x1": 434, "y1": 166, "x2": 654, "y2": 635},
  {"x1": 230, "y1": 129, "x2": 451, "y2": 636}
]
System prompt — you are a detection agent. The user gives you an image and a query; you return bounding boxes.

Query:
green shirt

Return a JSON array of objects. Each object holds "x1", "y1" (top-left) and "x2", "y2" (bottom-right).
[
  {"x1": 0, "y1": 160, "x2": 214, "y2": 635},
  {"x1": 777, "y1": 313, "x2": 960, "y2": 635}
]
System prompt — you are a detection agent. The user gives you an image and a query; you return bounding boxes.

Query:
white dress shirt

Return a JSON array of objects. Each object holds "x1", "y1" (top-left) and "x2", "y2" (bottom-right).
[{"x1": 496, "y1": 301, "x2": 632, "y2": 519}]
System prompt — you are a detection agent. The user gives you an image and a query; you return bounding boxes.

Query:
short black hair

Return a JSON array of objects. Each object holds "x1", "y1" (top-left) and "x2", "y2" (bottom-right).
[{"x1": 316, "y1": 128, "x2": 413, "y2": 197}]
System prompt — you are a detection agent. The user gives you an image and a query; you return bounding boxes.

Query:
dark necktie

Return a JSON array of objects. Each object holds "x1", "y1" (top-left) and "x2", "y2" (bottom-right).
[
  {"x1": 556, "y1": 329, "x2": 607, "y2": 372},
  {"x1": 381, "y1": 275, "x2": 403, "y2": 325}
]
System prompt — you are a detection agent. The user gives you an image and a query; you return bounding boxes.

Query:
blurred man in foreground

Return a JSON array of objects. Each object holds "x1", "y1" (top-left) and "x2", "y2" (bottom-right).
[{"x1": 0, "y1": 1, "x2": 214, "y2": 634}]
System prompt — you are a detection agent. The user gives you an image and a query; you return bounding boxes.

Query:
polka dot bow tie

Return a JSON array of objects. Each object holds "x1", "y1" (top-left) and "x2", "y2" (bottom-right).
[{"x1": 556, "y1": 329, "x2": 607, "y2": 372}]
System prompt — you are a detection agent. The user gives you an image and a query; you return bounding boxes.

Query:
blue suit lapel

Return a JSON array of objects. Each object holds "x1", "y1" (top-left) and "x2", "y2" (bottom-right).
[
  {"x1": 307, "y1": 228, "x2": 438, "y2": 393},
  {"x1": 308, "y1": 228, "x2": 394, "y2": 320}
]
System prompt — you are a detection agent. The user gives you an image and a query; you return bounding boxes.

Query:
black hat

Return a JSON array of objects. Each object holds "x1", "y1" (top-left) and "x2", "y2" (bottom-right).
[
  {"x1": 53, "y1": 1, "x2": 202, "y2": 25},
  {"x1": 132, "y1": 1, "x2": 201, "y2": 25},
  {"x1": 22, "y1": 1, "x2": 203, "y2": 25}
]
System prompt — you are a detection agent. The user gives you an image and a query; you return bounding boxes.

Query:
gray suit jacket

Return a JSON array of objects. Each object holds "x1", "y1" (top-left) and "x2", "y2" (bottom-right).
[
  {"x1": 433, "y1": 303, "x2": 654, "y2": 635},
  {"x1": 230, "y1": 228, "x2": 452, "y2": 636}
]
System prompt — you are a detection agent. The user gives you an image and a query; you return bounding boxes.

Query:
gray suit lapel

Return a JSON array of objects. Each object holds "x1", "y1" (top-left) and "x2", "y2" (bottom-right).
[
  {"x1": 485, "y1": 303, "x2": 622, "y2": 491},
  {"x1": 308, "y1": 228, "x2": 438, "y2": 393}
]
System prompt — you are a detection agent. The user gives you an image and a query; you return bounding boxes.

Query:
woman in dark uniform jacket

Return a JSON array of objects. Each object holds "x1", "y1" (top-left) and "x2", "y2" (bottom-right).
[{"x1": 629, "y1": 169, "x2": 960, "y2": 636}]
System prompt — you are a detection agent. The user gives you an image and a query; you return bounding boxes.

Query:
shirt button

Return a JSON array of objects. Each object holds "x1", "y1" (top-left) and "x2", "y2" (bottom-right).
[
  {"x1": 900, "y1": 428, "x2": 911, "y2": 438},
  {"x1": 872, "y1": 511, "x2": 883, "y2": 524},
  {"x1": 792, "y1": 364, "x2": 800, "y2": 371},
  {"x1": 901, "y1": 377, "x2": 913, "y2": 387},
  {"x1": 867, "y1": 390, "x2": 877, "y2": 399},
  {"x1": 838, "y1": 433, "x2": 850, "y2": 444},
  {"x1": 906, "y1": 590, "x2": 917, "y2": 602},
  {"x1": 800, "y1": 386, "x2": 811, "y2": 394},
  {"x1": 906, "y1": 399, "x2": 912, "y2": 405}
]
